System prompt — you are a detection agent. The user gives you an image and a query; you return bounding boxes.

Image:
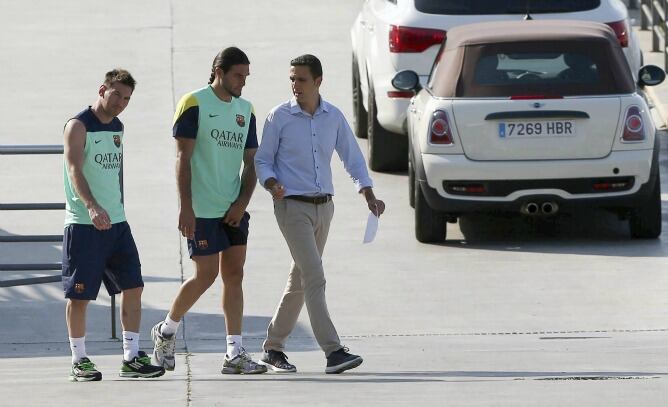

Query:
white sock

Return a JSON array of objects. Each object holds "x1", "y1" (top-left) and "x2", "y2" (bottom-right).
[
  {"x1": 160, "y1": 315, "x2": 180, "y2": 337},
  {"x1": 122, "y1": 331, "x2": 140, "y2": 361},
  {"x1": 226, "y1": 335, "x2": 242, "y2": 358},
  {"x1": 69, "y1": 336, "x2": 86, "y2": 364}
]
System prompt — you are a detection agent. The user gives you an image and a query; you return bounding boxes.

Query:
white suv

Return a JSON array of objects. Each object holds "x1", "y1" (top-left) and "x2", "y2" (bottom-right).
[{"x1": 351, "y1": 0, "x2": 642, "y2": 172}]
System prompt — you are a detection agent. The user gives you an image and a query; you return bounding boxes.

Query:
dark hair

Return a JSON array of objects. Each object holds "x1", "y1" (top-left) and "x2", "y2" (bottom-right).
[
  {"x1": 104, "y1": 69, "x2": 136, "y2": 91},
  {"x1": 290, "y1": 54, "x2": 323, "y2": 79},
  {"x1": 208, "y1": 47, "x2": 250, "y2": 84}
]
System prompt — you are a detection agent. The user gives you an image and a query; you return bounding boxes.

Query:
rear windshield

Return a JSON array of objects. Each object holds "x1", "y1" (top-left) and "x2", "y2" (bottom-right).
[
  {"x1": 415, "y1": 0, "x2": 600, "y2": 15},
  {"x1": 455, "y1": 41, "x2": 632, "y2": 97}
]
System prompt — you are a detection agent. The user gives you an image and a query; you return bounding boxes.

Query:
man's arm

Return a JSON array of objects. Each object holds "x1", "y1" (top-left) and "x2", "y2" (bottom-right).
[
  {"x1": 334, "y1": 113, "x2": 385, "y2": 216},
  {"x1": 176, "y1": 137, "x2": 196, "y2": 239},
  {"x1": 64, "y1": 119, "x2": 111, "y2": 230},
  {"x1": 223, "y1": 148, "x2": 258, "y2": 226},
  {"x1": 255, "y1": 113, "x2": 285, "y2": 199}
]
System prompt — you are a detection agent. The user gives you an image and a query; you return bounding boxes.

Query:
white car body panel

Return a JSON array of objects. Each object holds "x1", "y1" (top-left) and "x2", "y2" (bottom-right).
[{"x1": 351, "y1": 0, "x2": 642, "y2": 134}]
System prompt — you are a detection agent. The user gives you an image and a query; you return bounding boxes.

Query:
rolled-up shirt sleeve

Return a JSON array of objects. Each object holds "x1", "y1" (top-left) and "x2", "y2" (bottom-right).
[
  {"x1": 255, "y1": 112, "x2": 280, "y2": 187},
  {"x1": 335, "y1": 112, "x2": 373, "y2": 192}
]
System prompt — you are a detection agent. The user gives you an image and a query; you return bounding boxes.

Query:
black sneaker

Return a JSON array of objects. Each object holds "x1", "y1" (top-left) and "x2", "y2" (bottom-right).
[
  {"x1": 259, "y1": 350, "x2": 297, "y2": 373},
  {"x1": 119, "y1": 351, "x2": 166, "y2": 378},
  {"x1": 325, "y1": 347, "x2": 363, "y2": 374},
  {"x1": 70, "y1": 357, "x2": 102, "y2": 382}
]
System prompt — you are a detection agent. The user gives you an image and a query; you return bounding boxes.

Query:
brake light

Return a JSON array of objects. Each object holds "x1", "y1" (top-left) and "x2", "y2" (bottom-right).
[
  {"x1": 449, "y1": 184, "x2": 486, "y2": 194},
  {"x1": 510, "y1": 95, "x2": 563, "y2": 100},
  {"x1": 389, "y1": 25, "x2": 446, "y2": 53},
  {"x1": 593, "y1": 181, "x2": 630, "y2": 190},
  {"x1": 622, "y1": 106, "x2": 644, "y2": 141},
  {"x1": 606, "y1": 20, "x2": 629, "y2": 48},
  {"x1": 429, "y1": 110, "x2": 453, "y2": 145},
  {"x1": 387, "y1": 90, "x2": 414, "y2": 98}
]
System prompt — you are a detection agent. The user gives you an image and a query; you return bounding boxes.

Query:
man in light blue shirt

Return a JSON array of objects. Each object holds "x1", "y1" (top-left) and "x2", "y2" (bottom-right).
[{"x1": 255, "y1": 54, "x2": 385, "y2": 374}]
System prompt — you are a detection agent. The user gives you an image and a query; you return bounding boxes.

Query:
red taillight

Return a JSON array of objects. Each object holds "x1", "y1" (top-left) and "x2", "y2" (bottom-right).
[
  {"x1": 606, "y1": 20, "x2": 629, "y2": 48},
  {"x1": 389, "y1": 25, "x2": 446, "y2": 53},
  {"x1": 622, "y1": 106, "x2": 644, "y2": 141},
  {"x1": 449, "y1": 184, "x2": 486, "y2": 194},
  {"x1": 387, "y1": 90, "x2": 414, "y2": 98},
  {"x1": 429, "y1": 110, "x2": 453, "y2": 145},
  {"x1": 593, "y1": 181, "x2": 630, "y2": 190},
  {"x1": 510, "y1": 95, "x2": 564, "y2": 100}
]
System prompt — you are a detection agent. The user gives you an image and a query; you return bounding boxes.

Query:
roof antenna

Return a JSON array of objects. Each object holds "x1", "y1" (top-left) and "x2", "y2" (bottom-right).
[{"x1": 524, "y1": 0, "x2": 533, "y2": 20}]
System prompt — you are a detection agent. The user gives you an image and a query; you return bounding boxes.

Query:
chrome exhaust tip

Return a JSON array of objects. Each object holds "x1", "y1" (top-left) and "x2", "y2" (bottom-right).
[
  {"x1": 522, "y1": 202, "x2": 539, "y2": 215},
  {"x1": 541, "y1": 201, "x2": 559, "y2": 215}
]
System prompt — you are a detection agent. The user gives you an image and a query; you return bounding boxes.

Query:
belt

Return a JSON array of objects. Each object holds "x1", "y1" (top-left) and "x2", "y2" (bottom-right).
[{"x1": 285, "y1": 195, "x2": 332, "y2": 205}]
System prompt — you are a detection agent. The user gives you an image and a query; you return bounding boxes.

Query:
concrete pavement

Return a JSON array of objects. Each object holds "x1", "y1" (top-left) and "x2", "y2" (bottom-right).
[{"x1": 2, "y1": 2, "x2": 668, "y2": 406}]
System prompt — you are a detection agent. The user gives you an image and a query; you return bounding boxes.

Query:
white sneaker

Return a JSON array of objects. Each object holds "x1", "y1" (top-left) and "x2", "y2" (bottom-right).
[
  {"x1": 221, "y1": 348, "x2": 267, "y2": 374},
  {"x1": 151, "y1": 322, "x2": 176, "y2": 371}
]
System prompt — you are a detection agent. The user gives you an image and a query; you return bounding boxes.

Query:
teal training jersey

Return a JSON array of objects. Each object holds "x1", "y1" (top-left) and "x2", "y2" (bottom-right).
[
  {"x1": 64, "y1": 107, "x2": 126, "y2": 226},
  {"x1": 172, "y1": 86, "x2": 258, "y2": 218}
]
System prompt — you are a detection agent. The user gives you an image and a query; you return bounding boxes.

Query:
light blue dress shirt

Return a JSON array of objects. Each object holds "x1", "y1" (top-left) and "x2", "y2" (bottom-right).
[{"x1": 255, "y1": 97, "x2": 373, "y2": 197}]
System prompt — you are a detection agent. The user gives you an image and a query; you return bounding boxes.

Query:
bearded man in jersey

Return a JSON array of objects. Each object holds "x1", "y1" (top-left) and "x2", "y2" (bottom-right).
[{"x1": 151, "y1": 47, "x2": 266, "y2": 375}]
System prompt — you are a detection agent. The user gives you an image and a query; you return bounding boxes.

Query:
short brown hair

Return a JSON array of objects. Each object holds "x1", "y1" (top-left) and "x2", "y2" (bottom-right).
[
  {"x1": 103, "y1": 69, "x2": 136, "y2": 91},
  {"x1": 290, "y1": 54, "x2": 322, "y2": 79}
]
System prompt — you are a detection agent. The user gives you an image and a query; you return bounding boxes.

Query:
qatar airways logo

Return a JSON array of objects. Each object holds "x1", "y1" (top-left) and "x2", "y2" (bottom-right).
[
  {"x1": 210, "y1": 128, "x2": 244, "y2": 150},
  {"x1": 94, "y1": 152, "x2": 123, "y2": 170}
]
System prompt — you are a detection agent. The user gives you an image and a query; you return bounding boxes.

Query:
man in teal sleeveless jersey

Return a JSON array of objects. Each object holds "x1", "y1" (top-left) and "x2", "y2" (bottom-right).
[
  {"x1": 62, "y1": 69, "x2": 165, "y2": 381},
  {"x1": 151, "y1": 47, "x2": 266, "y2": 374}
]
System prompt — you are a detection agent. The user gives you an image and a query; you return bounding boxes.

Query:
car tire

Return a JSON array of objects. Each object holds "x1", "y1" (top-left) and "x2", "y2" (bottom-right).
[
  {"x1": 408, "y1": 157, "x2": 415, "y2": 208},
  {"x1": 367, "y1": 87, "x2": 408, "y2": 172},
  {"x1": 415, "y1": 180, "x2": 446, "y2": 243},
  {"x1": 629, "y1": 173, "x2": 662, "y2": 238},
  {"x1": 352, "y1": 58, "x2": 368, "y2": 139}
]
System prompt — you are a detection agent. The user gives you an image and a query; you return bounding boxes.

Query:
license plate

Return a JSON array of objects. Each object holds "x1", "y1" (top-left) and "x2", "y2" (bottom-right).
[{"x1": 498, "y1": 121, "x2": 576, "y2": 138}]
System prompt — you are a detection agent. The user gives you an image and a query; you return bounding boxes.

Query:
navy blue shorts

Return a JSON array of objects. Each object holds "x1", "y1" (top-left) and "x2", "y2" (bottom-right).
[
  {"x1": 62, "y1": 221, "x2": 143, "y2": 300},
  {"x1": 187, "y1": 212, "x2": 250, "y2": 257}
]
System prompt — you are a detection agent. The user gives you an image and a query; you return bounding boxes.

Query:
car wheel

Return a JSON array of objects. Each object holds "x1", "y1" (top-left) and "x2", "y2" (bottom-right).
[
  {"x1": 415, "y1": 179, "x2": 446, "y2": 243},
  {"x1": 352, "y1": 58, "x2": 368, "y2": 139},
  {"x1": 408, "y1": 157, "x2": 415, "y2": 208},
  {"x1": 629, "y1": 172, "x2": 662, "y2": 238},
  {"x1": 367, "y1": 87, "x2": 408, "y2": 172}
]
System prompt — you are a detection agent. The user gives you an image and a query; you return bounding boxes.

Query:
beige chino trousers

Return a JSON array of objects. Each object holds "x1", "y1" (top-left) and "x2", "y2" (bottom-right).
[{"x1": 263, "y1": 198, "x2": 342, "y2": 356}]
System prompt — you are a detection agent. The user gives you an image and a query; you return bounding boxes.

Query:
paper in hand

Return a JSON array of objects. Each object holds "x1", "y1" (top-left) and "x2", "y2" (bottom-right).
[{"x1": 363, "y1": 212, "x2": 379, "y2": 243}]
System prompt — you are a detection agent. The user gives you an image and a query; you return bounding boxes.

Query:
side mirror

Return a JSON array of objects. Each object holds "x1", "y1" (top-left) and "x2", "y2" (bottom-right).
[
  {"x1": 392, "y1": 70, "x2": 421, "y2": 92},
  {"x1": 638, "y1": 65, "x2": 666, "y2": 87}
]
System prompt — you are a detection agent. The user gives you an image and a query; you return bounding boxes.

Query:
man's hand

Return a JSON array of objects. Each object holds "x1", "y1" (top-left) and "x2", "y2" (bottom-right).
[
  {"x1": 361, "y1": 187, "x2": 385, "y2": 217},
  {"x1": 178, "y1": 206, "x2": 196, "y2": 239},
  {"x1": 223, "y1": 201, "x2": 246, "y2": 227},
  {"x1": 367, "y1": 198, "x2": 385, "y2": 217},
  {"x1": 265, "y1": 178, "x2": 286, "y2": 200},
  {"x1": 88, "y1": 204, "x2": 112, "y2": 230}
]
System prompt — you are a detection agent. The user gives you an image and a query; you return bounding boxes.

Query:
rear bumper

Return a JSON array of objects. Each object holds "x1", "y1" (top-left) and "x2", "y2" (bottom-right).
[{"x1": 415, "y1": 146, "x2": 658, "y2": 214}]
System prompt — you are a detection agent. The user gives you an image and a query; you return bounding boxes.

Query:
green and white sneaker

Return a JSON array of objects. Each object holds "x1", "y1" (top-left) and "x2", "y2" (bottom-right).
[
  {"x1": 119, "y1": 351, "x2": 166, "y2": 378},
  {"x1": 221, "y1": 348, "x2": 268, "y2": 374},
  {"x1": 70, "y1": 357, "x2": 102, "y2": 382}
]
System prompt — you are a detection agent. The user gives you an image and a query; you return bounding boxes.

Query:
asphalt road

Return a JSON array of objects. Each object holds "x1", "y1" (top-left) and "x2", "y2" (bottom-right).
[{"x1": 1, "y1": 1, "x2": 667, "y2": 406}]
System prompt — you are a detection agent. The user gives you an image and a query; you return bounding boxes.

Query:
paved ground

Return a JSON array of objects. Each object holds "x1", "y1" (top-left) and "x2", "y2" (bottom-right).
[{"x1": 1, "y1": 1, "x2": 668, "y2": 406}]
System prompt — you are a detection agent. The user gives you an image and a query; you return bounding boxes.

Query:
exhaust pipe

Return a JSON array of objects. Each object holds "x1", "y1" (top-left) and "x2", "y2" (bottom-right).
[
  {"x1": 521, "y1": 202, "x2": 539, "y2": 215},
  {"x1": 541, "y1": 201, "x2": 559, "y2": 215}
]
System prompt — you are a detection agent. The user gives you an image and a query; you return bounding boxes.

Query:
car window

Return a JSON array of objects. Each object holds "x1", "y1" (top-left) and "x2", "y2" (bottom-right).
[
  {"x1": 415, "y1": 0, "x2": 600, "y2": 15},
  {"x1": 455, "y1": 41, "x2": 631, "y2": 97},
  {"x1": 474, "y1": 53, "x2": 599, "y2": 85}
]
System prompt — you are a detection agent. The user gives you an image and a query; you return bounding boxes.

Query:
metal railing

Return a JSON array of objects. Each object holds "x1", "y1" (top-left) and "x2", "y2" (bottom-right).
[
  {"x1": 0, "y1": 145, "x2": 65, "y2": 286},
  {"x1": 0, "y1": 144, "x2": 118, "y2": 338},
  {"x1": 640, "y1": 0, "x2": 668, "y2": 69}
]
